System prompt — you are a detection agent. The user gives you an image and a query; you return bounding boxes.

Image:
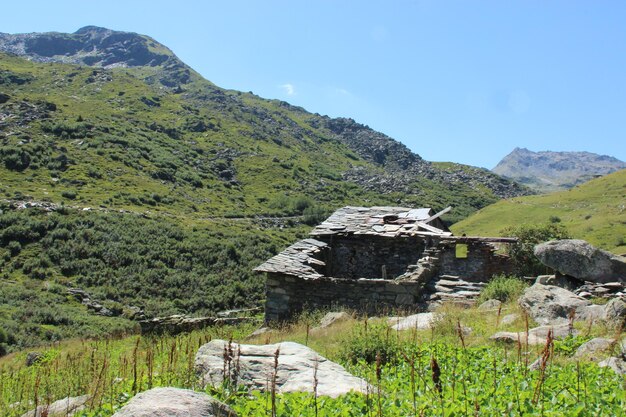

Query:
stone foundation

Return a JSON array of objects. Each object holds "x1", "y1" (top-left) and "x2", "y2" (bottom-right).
[{"x1": 265, "y1": 273, "x2": 425, "y2": 322}]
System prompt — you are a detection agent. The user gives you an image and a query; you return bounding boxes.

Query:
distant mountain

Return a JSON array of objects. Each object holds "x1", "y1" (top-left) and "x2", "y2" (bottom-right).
[{"x1": 493, "y1": 147, "x2": 626, "y2": 193}]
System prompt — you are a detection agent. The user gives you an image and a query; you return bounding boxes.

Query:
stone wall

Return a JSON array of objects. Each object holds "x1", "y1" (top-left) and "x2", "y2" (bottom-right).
[
  {"x1": 265, "y1": 273, "x2": 425, "y2": 322},
  {"x1": 323, "y1": 235, "x2": 428, "y2": 279},
  {"x1": 438, "y1": 241, "x2": 513, "y2": 282}
]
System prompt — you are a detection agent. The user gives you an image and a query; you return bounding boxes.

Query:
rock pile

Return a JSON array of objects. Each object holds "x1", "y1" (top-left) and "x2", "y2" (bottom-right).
[
  {"x1": 519, "y1": 284, "x2": 624, "y2": 325},
  {"x1": 422, "y1": 275, "x2": 486, "y2": 308}
]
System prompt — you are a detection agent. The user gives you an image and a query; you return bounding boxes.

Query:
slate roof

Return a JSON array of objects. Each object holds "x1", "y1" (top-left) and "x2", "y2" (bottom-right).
[
  {"x1": 253, "y1": 238, "x2": 327, "y2": 279},
  {"x1": 309, "y1": 206, "x2": 451, "y2": 238}
]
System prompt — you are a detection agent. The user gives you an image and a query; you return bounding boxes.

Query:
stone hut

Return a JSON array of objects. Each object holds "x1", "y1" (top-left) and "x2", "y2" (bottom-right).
[{"x1": 255, "y1": 206, "x2": 516, "y2": 322}]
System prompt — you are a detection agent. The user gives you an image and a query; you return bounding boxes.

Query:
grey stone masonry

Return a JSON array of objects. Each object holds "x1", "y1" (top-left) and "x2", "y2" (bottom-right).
[{"x1": 265, "y1": 272, "x2": 425, "y2": 322}]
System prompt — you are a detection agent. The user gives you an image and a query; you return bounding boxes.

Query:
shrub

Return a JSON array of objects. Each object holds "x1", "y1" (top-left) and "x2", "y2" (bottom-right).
[
  {"x1": 477, "y1": 275, "x2": 529, "y2": 304},
  {"x1": 339, "y1": 322, "x2": 400, "y2": 365},
  {"x1": 61, "y1": 190, "x2": 77, "y2": 200},
  {"x1": 7, "y1": 240, "x2": 21, "y2": 256}
]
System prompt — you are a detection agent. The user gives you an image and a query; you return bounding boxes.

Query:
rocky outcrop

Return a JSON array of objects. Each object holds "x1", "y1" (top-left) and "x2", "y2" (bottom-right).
[
  {"x1": 519, "y1": 284, "x2": 611, "y2": 325},
  {"x1": 21, "y1": 395, "x2": 90, "y2": 417},
  {"x1": 111, "y1": 387, "x2": 235, "y2": 417},
  {"x1": 323, "y1": 117, "x2": 530, "y2": 201},
  {"x1": 195, "y1": 340, "x2": 369, "y2": 398},
  {"x1": 0, "y1": 26, "x2": 195, "y2": 89},
  {"x1": 534, "y1": 240, "x2": 626, "y2": 284}
]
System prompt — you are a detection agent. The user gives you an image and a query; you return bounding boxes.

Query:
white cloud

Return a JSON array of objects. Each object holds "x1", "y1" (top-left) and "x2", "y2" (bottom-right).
[
  {"x1": 335, "y1": 88, "x2": 351, "y2": 96},
  {"x1": 280, "y1": 83, "x2": 295, "y2": 96}
]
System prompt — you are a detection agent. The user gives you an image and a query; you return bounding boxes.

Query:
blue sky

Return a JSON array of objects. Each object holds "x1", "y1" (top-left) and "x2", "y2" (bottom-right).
[{"x1": 2, "y1": 1, "x2": 626, "y2": 168}]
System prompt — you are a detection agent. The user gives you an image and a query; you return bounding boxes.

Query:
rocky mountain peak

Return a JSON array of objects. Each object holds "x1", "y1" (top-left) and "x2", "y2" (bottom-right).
[
  {"x1": 493, "y1": 148, "x2": 626, "y2": 192},
  {"x1": 0, "y1": 26, "x2": 195, "y2": 87}
]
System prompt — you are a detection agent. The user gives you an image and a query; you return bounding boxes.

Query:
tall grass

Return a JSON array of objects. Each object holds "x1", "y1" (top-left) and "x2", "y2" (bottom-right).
[
  {"x1": 1, "y1": 307, "x2": 624, "y2": 416},
  {"x1": 477, "y1": 274, "x2": 529, "y2": 304}
]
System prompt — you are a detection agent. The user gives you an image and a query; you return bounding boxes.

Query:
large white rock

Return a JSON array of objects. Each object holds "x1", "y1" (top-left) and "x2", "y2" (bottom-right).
[
  {"x1": 318, "y1": 311, "x2": 351, "y2": 328},
  {"x1": 111, "y1": 387, "x2": 235, "y2": 417},
  {"x1": 21, "y1": 395, "x2": 90, "y2": 417},
  {"x1": 390, "y1": 312, "x2": 437, "y2": 331},
  {"x1": 195, "y1": 340, "x2": 369, "y2": 398},
  {"x1": 534, "y1": 239, "x2": 626, "y2": 283}
]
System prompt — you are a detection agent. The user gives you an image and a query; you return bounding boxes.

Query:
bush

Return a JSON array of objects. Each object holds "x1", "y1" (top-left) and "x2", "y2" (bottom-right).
[
  {"x1": 477, "y1": 275, "x2": 529, "y2": 304},
  {"x1": 61, "y1": 190, "x2": 77, "y2": 200},
  {"x1": 339, "y1": 322, "x2": 400, "y2": 365},
  {"x1": 7, "y1": 241, "x2": 21, "y2": 256}
]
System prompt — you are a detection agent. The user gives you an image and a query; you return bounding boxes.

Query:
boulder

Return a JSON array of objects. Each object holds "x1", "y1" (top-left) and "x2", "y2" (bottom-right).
[
  {"x1": 195, "y1": 340, "x2": 368, "y2": 398},
  {"x1": 318, "y1": 311, "x2": 351, "y2": 328},
  {"x1": 478, "y1": 299, "x2": 502, "y2": 310},
  {"x1": 111, "y1": 387, "x2": 234, "y2": 417},
  {"x1": 390, "y1": 312, "x2": 437, "y2": 331},
  {"x1": 519, "y1": 284, "x2": 602, "y2": 325},
  {"x1": 245, "y1": 327, "x2": 274, "y2": 340},
  {"x1": 603, "y1": 298, "x2": 626, "y2": 324},
  {"x1": 499, "y1": 313, "x2": 519, "y2": 326},
  {"x1": 598, "y1": 357, "x2": 626, "y2": 375},
  {"x1": 573, "y1": 338, "x2": 616, "y2": 361},
  {"x1": 491, "y1": 323, "x2": 577, "y2": 346},
  {"x1": 25, "y1": 352, "x2": 43, "y2": 367},
  {"x1": 534, "y1": 239, "x2": 626, "y2": 283},
  {"x1": 21, "y1": 395, "x2": 90, "y2": 417}
]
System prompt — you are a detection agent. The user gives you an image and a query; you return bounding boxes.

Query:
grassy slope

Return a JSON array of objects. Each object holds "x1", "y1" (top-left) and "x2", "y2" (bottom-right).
[
  {"x1": 451, "y1": 169, "x2": 626, "y2": 253},
  {"x1": 0, "y1": 52, "x2": 515, "y2": 223}
]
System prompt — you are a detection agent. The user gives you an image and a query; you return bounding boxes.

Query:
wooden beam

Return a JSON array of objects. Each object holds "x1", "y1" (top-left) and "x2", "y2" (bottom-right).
[
  {"x1": 422, "y1": 206, "x2": 452, "y2": 224},
  {"x1": 416, "y1": 221, "x2": 446, "y2": 234}
]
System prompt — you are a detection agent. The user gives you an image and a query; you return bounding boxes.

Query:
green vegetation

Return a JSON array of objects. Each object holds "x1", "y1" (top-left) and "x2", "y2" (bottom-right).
[
  {"x1": 0, "y1": 204, "x2": 305, "y2": 352},
  {"x1": 452, "y1": 169, "x2": 626, "y2": 254},
  {"x1": 0, "y1": 304, "x2": 623, "y2": 417},
  {"x1": 477, "y1": 274, "x2": 529, "y2": 303},
  {"x1": 0, "y1": 53, "x2": 508, "y2": 223}
]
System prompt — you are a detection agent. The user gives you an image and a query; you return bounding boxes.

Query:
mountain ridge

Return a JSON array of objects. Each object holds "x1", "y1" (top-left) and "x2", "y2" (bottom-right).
[
  {"x1": 0, "y1": 26, "x2": 531, "y2": 224},
  {"x1": 492, "y1": 147, "x2": 626, "y2": 193}
]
